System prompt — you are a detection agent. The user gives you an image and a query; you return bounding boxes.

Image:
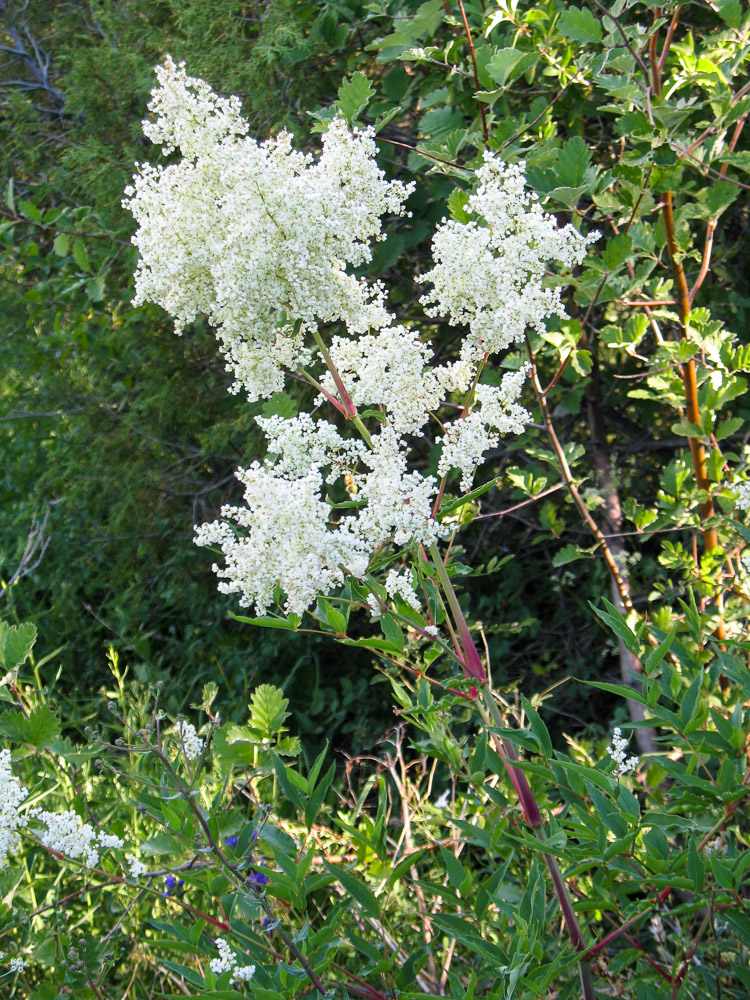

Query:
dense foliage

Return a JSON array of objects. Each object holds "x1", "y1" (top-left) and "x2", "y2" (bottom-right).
[{"x1": 1, "y1": 1, "x2": 750, "y2": 998}]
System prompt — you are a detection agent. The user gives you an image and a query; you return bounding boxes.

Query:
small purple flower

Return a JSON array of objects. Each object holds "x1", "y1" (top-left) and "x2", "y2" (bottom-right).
[
  {"x1": 163, "y1": 874, "x2": 184, "y2": 896},
  {"x1": 263, "y1": 917, "x2": 272, "y2": 933},
  {"x1": 225, "y1": 836, "x2": 239, "y2": 848},
  {"x1": 251, "y1": 830, "x2": 258, "y2": 844},
  {"x1": 249, "y1": 860, "x2": 268, "y2": 889}
]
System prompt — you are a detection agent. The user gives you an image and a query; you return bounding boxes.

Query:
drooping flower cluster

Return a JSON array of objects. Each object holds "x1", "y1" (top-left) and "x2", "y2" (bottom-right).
[
  {"x1": 128, "y1": 61, "x2": 596, "y2": 620},
  {"x1": 175, "y1": 720, "x2": 204, "y2": 760},
  {"x1": 210, "y1": 938, "x2": 255, "y2": 983},
  {"x1": 0, "y1": 750, "x2": 28, "y2": 867},
  {"x1": 125, "y1": 57, "x2": 412, "y2": 401},
  {"x1": 607, "y1": 727, "x2": 639, "y2": 776},
  {"x1": 28, "y1": 807, "x2": 124, "y2": 868}
]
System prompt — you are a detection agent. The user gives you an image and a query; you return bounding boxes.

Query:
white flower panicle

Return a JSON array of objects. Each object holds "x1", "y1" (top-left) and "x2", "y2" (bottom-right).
[
  {"x1": 210, "y1": 938, "x2": 255, "y2": 983},
  {"x1": 0, "y1": 750, "x2": 28, "y2": 868},
  {"x1": 437, "y1": 367, "x2": 532, "y2": 491},
  {"x1": 195, "y1": 422, "x2": 444, "y2": 617},
  {"x1": 420, "y1": 154, "x2": 597, "y2": 365},
  {"x1": 9, "y1": 956, "x2": 25, "y2": 973},
  {"x1": 195, "y1": 465, "x2": 370, "y2": 616},
  {"x1": 128, "y1": 63, "x2": 597, "y2": 620},
  {"x1": 175, "y1": 721, "x2": 204, "y2": 760},
  {"x1": 29, "y1": 808, "x2": 124, "y2": 868},
  {"x1": 607, "y1": 727, "x2": 639, "y2": 776},
  {"x1": 125, "y1": 58, "x2": 413, "y2": 401}
]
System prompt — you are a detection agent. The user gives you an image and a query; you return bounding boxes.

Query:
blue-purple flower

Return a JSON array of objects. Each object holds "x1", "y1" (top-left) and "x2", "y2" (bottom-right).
[
  {"x1": 225, "y1": 836, "x2": 239, "y2": 848},
  {"x1": 163, "y1": 874, "x2": 184, "y2": 896}
]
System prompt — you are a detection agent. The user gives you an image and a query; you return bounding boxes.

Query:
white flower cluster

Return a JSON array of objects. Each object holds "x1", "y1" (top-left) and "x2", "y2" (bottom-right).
[
  {"x1": 175, "y1": 721, "x2": 204, "y2": 760},
  {"x1": 420, "y1": 154, "x2": 597, "y2": 367},
  {"x1": 733, "y1": 481, "x2": 750, "y2": 510},
  {"x1": 210, "y1": 938, "x2": 255, "y2": 983},
  {"x1": 0, "y1": 750, "x2": 28, "y2": 867},
  {"x1": 195, "y1": 423, "x2": 444, "y2": 616},
  {"x1": 126, "y1": 853, "x2": 149, "y2": 878},
  {"x1": 9, "y1": 956, "x2": 25, "y2": 973},
  {"x1": 128, "y1": 62, "x2": 597, "y2": 619},
  {"x1": 125, "y1": 57, "x2": 412, "y2": 401},
  {"x1": 29, "y1": 807, "x2": 124, "y2": 868},
  {"x1": 607, "y1": 727, "x2": 639, "y2": 776},
  {"x1": 385, "y1": 569, "x2": 421, "y2": 610},
  {"x1": 437, "y1": 367, "x2": 531, "y2": 491}
]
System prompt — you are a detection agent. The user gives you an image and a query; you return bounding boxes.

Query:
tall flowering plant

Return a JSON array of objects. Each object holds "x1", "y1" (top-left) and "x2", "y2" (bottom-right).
[{"x1": 124, "y1": 57, "x2": 602, "y2": 993}]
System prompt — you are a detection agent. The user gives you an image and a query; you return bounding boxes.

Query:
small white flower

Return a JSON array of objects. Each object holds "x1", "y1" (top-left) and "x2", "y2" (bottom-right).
[
  {"x1": 367, "y1": 593, "x2": 382, "y2": 618},
  {"x1": 126, "y1": 853, "x2": 149, "y2": 878},
  {"x1": 733, "y1": 482, "x2": 750, "y2": 510},
  {"x1": 385, "y1": 569, "x2": 421, "y2": 610},
  {"x1": 209, "y1": 938, "x2": 255, "y2": 983},
  {"x1": 424, "y1": 625, "x2": 439, "y2": 637},
  {"x1": 233, "y1": 964, "x2": 256, "y2": 983},
  {"x1": 175, "y1": 721, "x2": 204, "y2": 760},
  {"x1": 29, "y1": 808, "x2": 124, "y2": 868},
  {"x1": 9, "y1": 956, "x2": 25, "y2": 973},
  {"x1": 0, "y1": 749, "x2": 28, "y2": 868},
  {"x1": 606, "y1": 727, "x2": 639, "y2": 776},
  {"x1": 209, "y1": 937, "x2": 236, "y2": 976}
]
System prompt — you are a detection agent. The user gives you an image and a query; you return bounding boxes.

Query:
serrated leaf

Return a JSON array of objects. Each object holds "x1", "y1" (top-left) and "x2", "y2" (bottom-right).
[
  {"x1": 559, "y1": 7, "x2": 603, "y2": 44},
  {"x1": 603, "y1": 233, "x2": 633, "y2": 270},
  {"x1": 555, "y1": 136, "x2": 591, "y2": 187},
  {"x1": 671, "y1": 420, "x2": 706, "y2": 440},
  {"x1": 0, "y1": 705, "x2": 61, "y2": 748},
  {"x1": 0, "y1": 623, "x2": 36, "y2": 671},
  {"x1": 552, "y1": 544, "x2": 586, "y2": 567},
  {"x1": 52, "y1": 233, "x2": 69, "y2": 256},
  {"x1": 72, "y1": 238, "x2": 90, "y2": 273},
  {"x1": 486, "y1": 48, "x2": 524, "y2": 87},
  {"x1": 337, "y1": 72, "x2": 375, "y2": 122},
  {"x1": 249, "y1": 684, "x2": 289, "y2": 738}
]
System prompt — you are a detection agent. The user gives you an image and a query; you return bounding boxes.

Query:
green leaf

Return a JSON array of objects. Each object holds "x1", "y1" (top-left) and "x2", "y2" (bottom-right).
[
  {"x1": 521, "y1": 695, "x2": 553, "y2": 758},
  {"x1": 580, "y1": 680, "x2": 647, "y2": 707},
  {"x1": 380, "y1": 614, "x2": 404, "y2": 651},
  {"x1": 337, "y1": 72, "x2": 375, "y2": 122},
  {"x1": 323, "y1": 861, "x2": 380, "y2": 919},
  {"x1": 670, "y1": 420, "x2": 706, "y2": 440},
  {"x1": 305, "y1": 761, "x2": 335, "y2": 831},
  {"x1": 551, "y1": 544, "x2": 586, "y2": 567},
  {"x1": 229, "y1": 612, "x2": 301, "y2": 630},
  {"x1": 716, "y1": 0, "x2": 743, "y2": 28},
  {"x1": 486, "y1": 48, "x2": 525, "y2": 88},
  {"x1": 603, "y1": 233, "x2": 633, "y2": 270},
  {"x1": 589, "y1": 598, "x2": 640, "y2": 655},
  {"x1": 72, "y1": 237, "x2": 90, "y2": 273},
  {"x1": 555, "y1": 136, "x2": 591, "y2": 187},
  {"x1": 0, "y1": 622, "x2": 37, "y2": 672},
  {"x1": 249, "y1": 684, "x2": 289, "y2": 738},
  {"x1": 18, "y1": 199, "x2": 42, "y2": 223},
  {"x1": 558, "y1": 7, "x2": 603, "y2": 44},
  {"x1": 52, "y1": 233, "x2": 69, "y2": 256},
  {"x1": 0, "y1": 705, "x2": 61, "y2": 748}
]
